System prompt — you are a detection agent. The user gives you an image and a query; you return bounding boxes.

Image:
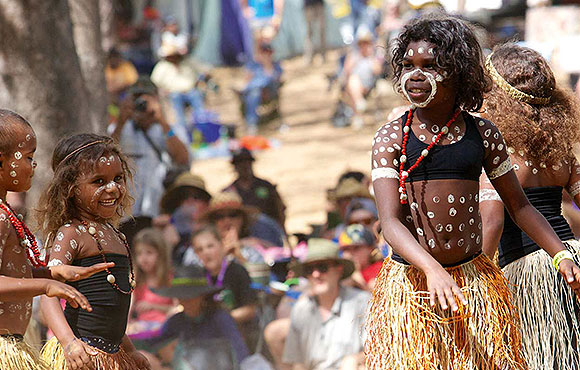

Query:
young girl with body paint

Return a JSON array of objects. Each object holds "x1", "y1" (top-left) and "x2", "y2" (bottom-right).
[
  {"x1": 480, "y1": 43, "x2": 580, "y2": 370},
  {"x1": 37, "y1": 134, "x2": 151, "y2": 370},
  {"x1": 366, "y1": 15, "x2": 580, "y2": 369},
  {"x1": 0, "y1": 111, "x2": 113, "y2": 370}
]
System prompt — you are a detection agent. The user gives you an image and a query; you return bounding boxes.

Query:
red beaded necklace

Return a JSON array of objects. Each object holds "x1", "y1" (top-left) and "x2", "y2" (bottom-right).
[
  {"x1": 80, "y1": 220, "x2": 135, "y2": 295},
  {"x1": 0, "y1": 201, "x2": 45, "y2": 267},
  {"x1": 398, "y1": 108, "x2": 462, "y2": 204}
]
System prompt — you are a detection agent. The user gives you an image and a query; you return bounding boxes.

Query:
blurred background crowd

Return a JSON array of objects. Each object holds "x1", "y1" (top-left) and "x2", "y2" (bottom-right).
[{"x1": 16, "y1": 0, "x2": 580, "y2": 369}]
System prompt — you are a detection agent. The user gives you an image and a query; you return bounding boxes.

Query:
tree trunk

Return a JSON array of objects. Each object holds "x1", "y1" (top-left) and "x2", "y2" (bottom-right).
[
  {"x1": 99, "y1": 0, "x2": 116, "y2": 52},
  {"x1": 0, "y1": 0, "x2": 93, "y2": 208},
  {"x1": 68, "y1": 0, "x2": 108, "y2": 133}
]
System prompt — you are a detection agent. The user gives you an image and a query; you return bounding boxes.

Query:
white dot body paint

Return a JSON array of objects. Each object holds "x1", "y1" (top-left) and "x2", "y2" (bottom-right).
[
  {"x1": 400, "y1": 68, "x2": 439, "y2": 108},
  {"x1": 408, "y1": 49, "x2": 414, "y2": 57},
  {"x1": 25, "y1": 134, "x2": 31, "y2": 142},
  {"x1": 14, "y1": 152, "x2": 22, "y2": 160},
  {"x1": 417, "y1": 47, "x2": 424, "y2": 54}
]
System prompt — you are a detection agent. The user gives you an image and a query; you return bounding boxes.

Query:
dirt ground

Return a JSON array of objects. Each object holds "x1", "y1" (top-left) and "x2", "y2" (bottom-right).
[{"x1": 195, "y1": 51, "x2": 406, "y2": 235}]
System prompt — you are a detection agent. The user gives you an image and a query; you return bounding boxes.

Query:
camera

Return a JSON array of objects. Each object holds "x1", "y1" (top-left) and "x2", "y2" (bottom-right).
[{"x1": 134, "y1": 97, "x2": 148, "y2": 112}]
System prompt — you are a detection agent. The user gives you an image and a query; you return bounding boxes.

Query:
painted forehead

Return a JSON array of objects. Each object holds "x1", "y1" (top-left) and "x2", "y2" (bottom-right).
[{"x1": 404, "y1": 41, "x2": 435, "y2": 57}]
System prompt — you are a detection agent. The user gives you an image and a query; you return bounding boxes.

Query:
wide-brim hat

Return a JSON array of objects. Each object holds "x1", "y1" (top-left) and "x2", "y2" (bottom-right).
[
  {"x1": 153, "y1": 265, "x2": 223, "y2": 300},
  {"x1": 199, "y1": 191, "x2": 258, "y2": 223},
  {"x1": 292, "y1": 238, "x2": 355, "y2": 280},
  {"x1": 161, "y1": 172, "x2": 212, "y2": 214},
  {"x1": 333, "y1": 177, "x2": 373, "y2": 201}
]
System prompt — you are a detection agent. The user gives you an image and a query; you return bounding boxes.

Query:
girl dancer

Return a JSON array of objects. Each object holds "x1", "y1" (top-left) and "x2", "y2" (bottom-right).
[
  {"x1": 481, "y1": 43, "x2": 580, "y2": 369},
  {"x1": 366, "y1": 15, "x2": 580, "y2": 369},
  {"x1": 38, "y1": 134, "x2": 151, "y2": 369}
]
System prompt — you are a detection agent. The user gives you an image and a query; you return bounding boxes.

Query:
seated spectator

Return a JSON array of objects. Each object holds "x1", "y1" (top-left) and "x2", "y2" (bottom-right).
[
  {"x1": 129, "y1": 228, "x2": 176, "y2": 334},
  {"x1": 324, "y1": 176, "x2": 374, "y2": 239},
  {"x1": 224, "y1": 148, "x2": 286, "y2": 230},
  {"x1": 201, "y1": 191, "x2": 285, "y2": 261},
  {"x1": 111, "y1": 78, "x2": 190, "y2": 219},
  {"x1": 338, "y1": 224, "x2": 383, "y2": 291},
  {"x1": 142, "y1": 265, "x2": 249, "y2": 369},
  {"x1": 282, "y1": 238, "x2": 370, "y2": 369},
  {"x1": 239, "y1": 39, "x2": 282, "y2": 135},
  {"x1": 151, "y1": 41, "x2": 210, "y2": 139},
  {"x1": 345, "y1": 197, "x2": 378, "y2": 227},
  {"x1": 190, "y1": 225, "x2": 260, "y2": 352},
  {"x1": 105, "y1": 48, "x2": 139, "y2": 105},
  {"x1": 340, "y1": 26, "x2": 382, "y2": 129},
  {"x1": 159, "y1": 172, "x2": 213, "y2": 263}
]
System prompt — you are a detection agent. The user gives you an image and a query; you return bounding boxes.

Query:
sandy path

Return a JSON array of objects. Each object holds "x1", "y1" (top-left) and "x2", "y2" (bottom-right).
[{"x1": 195, "y1": 51, "x2": 405, "y2": 235}]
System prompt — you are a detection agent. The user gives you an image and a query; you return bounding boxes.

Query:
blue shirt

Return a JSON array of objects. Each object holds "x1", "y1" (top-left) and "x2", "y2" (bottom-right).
[
  {"x1": 249, "y1": 0, "x2": 274, "y2": 19},
  {"x1": 245, "y1": 61, "x2": 282, "y2": 91},
  {"x1": 146, "y1": 310, "x2": 249, "y2": 365}
]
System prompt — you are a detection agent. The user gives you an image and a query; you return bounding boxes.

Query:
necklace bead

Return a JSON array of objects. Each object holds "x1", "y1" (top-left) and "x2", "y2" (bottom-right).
[
  {"x1": 107, "y1": 274, "x2": 116, "y2": 284},
  {"x1": 88, "y1": 226, "x2": 97, "y2": 235},
  {"x1": 398, "y1": 109, "x2": 461, "y2": 204}
]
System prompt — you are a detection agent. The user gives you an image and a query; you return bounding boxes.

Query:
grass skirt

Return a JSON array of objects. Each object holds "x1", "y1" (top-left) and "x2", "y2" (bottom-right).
[
  {"x1": 0, "y1": 335, "x2": 49, "y2": 370},
  {"x1": 365, "y1": 253, "x2": 527, "y2": 370},
  {"x1": 42, "y1": 337, "x2": 138, "y2": 370},
  {"x1": 502, "y1": 240, "x2": 580, "y2": 370}
]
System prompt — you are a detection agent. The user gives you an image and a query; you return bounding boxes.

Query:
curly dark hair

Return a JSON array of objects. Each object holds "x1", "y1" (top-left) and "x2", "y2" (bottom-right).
[
  {"x1": 35, "y1": 133, "x2": 134, "y2": 241},
  {"x1": 485, "y1": 43, "x2": 580, "y2": 167},
  {"x1": 391, "y1": 14, "x2": 491, "y2": 112}
]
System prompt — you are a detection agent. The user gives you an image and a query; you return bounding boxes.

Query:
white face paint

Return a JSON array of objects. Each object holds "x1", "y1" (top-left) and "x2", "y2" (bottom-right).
[{"x1": 400, "y1": 68, "x2": 438, "y2": 108}]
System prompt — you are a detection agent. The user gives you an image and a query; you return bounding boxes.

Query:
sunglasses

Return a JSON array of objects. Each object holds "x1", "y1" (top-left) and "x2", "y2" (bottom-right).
[
  {"x1": 304, "y1": 261, "x2": 336, "y2": 276},
  {"x1": 213, "y1": 210, "x2": 242, "y2": 220}
]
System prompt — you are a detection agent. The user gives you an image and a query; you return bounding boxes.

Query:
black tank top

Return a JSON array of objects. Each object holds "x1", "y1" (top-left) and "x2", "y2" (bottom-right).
[
  {"x1": 64, "y1": 254, "x2": 132, "y2": 353},
  {"x1": 499, "y1": 186, "x2": 574, "y2": 268},
  {"x1": 403, "y1": 111, "x2": 485, "y2": 182}
]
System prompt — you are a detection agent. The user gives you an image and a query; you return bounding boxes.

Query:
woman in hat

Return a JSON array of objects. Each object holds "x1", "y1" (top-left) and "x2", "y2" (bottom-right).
[
  {"x1": 139, "y1": 264, "x2": 249, "y2": 369},
  {"x1": 480, "y1": 43, "x2": 580, "y2": 369}
]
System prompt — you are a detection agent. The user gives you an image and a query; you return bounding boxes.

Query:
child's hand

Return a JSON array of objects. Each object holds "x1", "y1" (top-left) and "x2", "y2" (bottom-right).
[
  {"x1": 223, "y1": 227, "x2": 241, "y2": 255},
  {"x1": 63, "y1": 337, "x2": 97, "y2": 370},
  {"x1": 128, "y1": 350, "x2": 152, "y2": 369},
  {"x1": 425, "y1": 267, "x2": 468, "y2": 311},
  {"x1": 44, "y1": 280, "x2": 92, "y2": 312},
  {"x1": 50, "y1": 262, "x2": 115, "y2": 282},
  {"x1": 559, "y1": 259, "x2": 580, "y2": 298}
]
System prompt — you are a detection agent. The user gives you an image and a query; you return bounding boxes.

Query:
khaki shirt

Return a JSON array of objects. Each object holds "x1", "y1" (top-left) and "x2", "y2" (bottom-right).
[{"x1": 282, "y1": 286, "x2": 370, "y2": 369}]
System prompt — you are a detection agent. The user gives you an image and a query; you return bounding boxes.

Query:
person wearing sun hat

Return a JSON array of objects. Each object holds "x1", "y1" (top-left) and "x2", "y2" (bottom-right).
[
  {"x1": 138, "y1": 265, "x2": 249, "y2": 368},
  {"x1": 281, "y1": 238, "x2": 370, "y2": 369},
  {"x1": 338, "y1": 224, "x2": 383, "y2": 291}
]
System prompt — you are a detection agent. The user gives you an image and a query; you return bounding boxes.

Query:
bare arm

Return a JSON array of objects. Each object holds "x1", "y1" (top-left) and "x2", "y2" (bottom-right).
[
  {"x1": 478, "y1": 172, "x2": 504, "y2": 258},
  {"x1": 231, "y1": 304, "x2": 257, "y2": 324},
  {"x1": 147, "y1": 96, "x2": 190, "y2": 166}
]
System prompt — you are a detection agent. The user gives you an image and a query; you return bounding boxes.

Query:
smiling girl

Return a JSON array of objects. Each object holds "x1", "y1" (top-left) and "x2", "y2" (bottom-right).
[
  {"x1": 366, "y1": 15, "x2": 580, "y2": 369},
  {"x1": 36, "y1": 134, "x2": 151, "y2": 369}
]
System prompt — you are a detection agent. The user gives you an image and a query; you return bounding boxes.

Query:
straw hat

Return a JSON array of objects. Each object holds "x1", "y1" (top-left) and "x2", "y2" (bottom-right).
[
  {"x1": 334, "y1": 178, "x2": 373, "y2": 201},
  {"x1": 292, "y1": 238, "x2": 355, "y2": 280},
  {"x1": 199, "y1": 191, "x2": 258, "y2": 223},
  {"x1": 160, "y1": 172, "x2": 212, "y2": 214},
  {"x1": 153, "y1": 265, "x2": 222, "y2": 300}
]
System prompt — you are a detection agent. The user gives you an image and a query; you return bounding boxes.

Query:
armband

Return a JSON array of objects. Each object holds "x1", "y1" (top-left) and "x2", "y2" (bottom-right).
[{"x1": 553, "y1": 250, "x2": 574, "y2": 271}]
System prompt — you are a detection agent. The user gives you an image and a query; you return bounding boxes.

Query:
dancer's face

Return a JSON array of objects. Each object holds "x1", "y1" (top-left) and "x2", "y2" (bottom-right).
[
  {"x1": 1, "y1": 126, "x2": 37, "y2": 192},
  {"x1": 73, "y1": 153, "x2": 126, "y2": 220},
  {"x1": 400, "y1": 40, "x2": 455, "y2": 108}
]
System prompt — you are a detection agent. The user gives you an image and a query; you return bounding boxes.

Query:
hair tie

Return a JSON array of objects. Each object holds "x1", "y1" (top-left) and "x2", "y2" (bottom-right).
[
  {"x1": 59, "y1": 140, "x2": 106, "y2": 165},
  {"x1": 486, "y1": 53, "x2": 550, "y2": 105}
]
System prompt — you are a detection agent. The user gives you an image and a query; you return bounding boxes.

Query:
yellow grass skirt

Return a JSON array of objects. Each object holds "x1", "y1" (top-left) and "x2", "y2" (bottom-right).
[
  {"x1": 42, "y1": 337, "x2": 139, "y2": 370},
  {"x1": 365, "y1": 253, "x2": 527, "y2": 370},
  {"x1": 0, "y1": 334, "x2": 49, "y2": 370},
  {"x1": 502, "y1": 239, "x2": 580, "y2": 370}
]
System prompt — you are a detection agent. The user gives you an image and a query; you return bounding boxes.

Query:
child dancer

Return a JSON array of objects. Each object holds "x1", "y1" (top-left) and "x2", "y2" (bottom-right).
[
  {"x1": 0, "y1": 110, "x2": 113, "y2": 370},
  {"x1": 37, "y1": 134, "x2": 151, "y2": 369},
  {"x1": 480, "y1": 43, "x2": 580, "y2": 369},
  {"x1": 367, "y1": 15, "x2": 580, "y2": 369}
]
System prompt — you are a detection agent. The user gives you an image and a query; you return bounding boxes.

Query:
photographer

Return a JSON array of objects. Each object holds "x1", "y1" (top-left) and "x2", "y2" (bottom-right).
[{"x1": 111, "y1": 78, "x2": 190, "y2": 219}]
